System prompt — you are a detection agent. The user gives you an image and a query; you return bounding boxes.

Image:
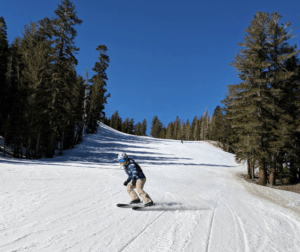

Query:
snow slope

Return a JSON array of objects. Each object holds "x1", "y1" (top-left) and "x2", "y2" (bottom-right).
[{"x1": 1, "y1": 123, "x2": 300, "y2": 252}]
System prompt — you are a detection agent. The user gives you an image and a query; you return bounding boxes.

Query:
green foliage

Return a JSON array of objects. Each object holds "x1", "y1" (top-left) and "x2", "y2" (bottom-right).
[
  {"x1": 0, "y1": 1, "x2": 98, "y2": 158},
  {"x1": 150, "y1": 116, "x2": 163, "y2": 138},
  {"x1": 0, "y1": 17, "x2": 9, "y2": 133},
  {"x1": 224, "y1": 11, "x2": 300, "y2": 185},
  {"x1": 86, "y1": 45, "x2": 110, "y2": 133}
]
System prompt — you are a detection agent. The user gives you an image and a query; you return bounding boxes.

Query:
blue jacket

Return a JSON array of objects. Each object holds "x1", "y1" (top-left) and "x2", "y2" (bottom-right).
[{"x1": 123, "y1": 159, "x2": 146, "y2": 182}]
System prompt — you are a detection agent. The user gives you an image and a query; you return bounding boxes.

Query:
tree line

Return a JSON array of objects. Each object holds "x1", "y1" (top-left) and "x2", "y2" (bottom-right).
[
  {"x1": 0, "y1": 0, "x2": 110, "y2": 158},
  {"x1": 103, "y1": 110, "x2": 148, "y2": 136},
  {"x1": 148, "y1": 108, "x2": 228, "y2": 145}
]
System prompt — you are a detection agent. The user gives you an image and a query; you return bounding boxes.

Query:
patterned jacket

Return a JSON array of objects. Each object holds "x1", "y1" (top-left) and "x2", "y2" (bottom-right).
[{"x1": 123, "y1": 158, "x2": 146, "y2": 182}]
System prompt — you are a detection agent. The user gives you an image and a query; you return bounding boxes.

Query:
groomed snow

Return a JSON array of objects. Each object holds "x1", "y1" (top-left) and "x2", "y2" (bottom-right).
[{"x1": 1, "y1": 123, "x2": 300, "y2": 252}]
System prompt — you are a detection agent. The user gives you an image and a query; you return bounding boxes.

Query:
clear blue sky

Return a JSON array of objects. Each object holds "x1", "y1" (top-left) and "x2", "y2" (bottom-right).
[{"x1": 3, "y1": 0, "x2": 300, "y2": 135}]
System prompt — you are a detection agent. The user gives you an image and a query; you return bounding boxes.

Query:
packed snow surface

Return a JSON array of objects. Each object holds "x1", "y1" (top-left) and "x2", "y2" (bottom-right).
[{"x1": 1, "y1": 123, "x2": 300, "y2": 252}]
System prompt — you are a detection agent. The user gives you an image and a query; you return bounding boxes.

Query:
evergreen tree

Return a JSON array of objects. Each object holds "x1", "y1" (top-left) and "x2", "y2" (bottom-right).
[
  {"x1": 265, "y1": 13, "x2": 300, "y2": 184},
  {"x1": 166, "y1": 122, "x2": 174, "y2": 139},
  {"x1": 193, "y1": 118, "x2": 200, "y2": 141},
  {"x1": 150, "y1": 116, "x2": 162, "y2": 138},
  {"x1": 134, "y1": 122, "x2": 142, "y2": 135},
  {"x1": 87, "y1": 45, "x2": 110, "y2": 133},
  {"x1": 0, "y1": 17, "x2": 9, "y2": 135},
  {"x1": 227, "y1": 11, "x2": 271, "y2": 185},
  {"x1": 211, "y1": 106, "x2": 225, "y2": 142},
  {"x1": 189, "y1": 116, "x2": 197, "y2": 141},
  {"x1": 185, "y1": 119, "x2": 191, "y2": 140},
  {"x1": 49, "y1": 0, "x2": 82, "y2": 156},
  {"x1": 141, "y1": 119, "x2": 147, "y2": 136},
  {"x1": 159, "y1": 127, "x2": 167, "y2": 139},
  {"x1": 127, "y1": 119, "x2": 134, "y2": 134},
  {"x1": 173, "y1": 116, "x2": 182, "y2": 140},
  {"x1": 5, "y1": 37, "x2": 25, "y2": 158},
  {"x1": 19, "y1": 22, "x2": 53, "y2": 157},
  {"x1": 227, "y1": 11, "x2": 300, "y2": 185},
  {"x1": 200, "y1": 109, "x2": 209, "y2": 140},
  {"x1": 110, "y1": 111, "x2": 122, "y2": 131},
  {"x1": 181, "y1": 120, "x2": 186, "y2": 140}
]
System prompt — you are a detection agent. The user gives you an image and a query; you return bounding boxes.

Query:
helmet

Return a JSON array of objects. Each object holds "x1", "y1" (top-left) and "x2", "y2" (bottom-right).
[{"x1": 118, "y1": 152, "x2": 128, "y2": 162}]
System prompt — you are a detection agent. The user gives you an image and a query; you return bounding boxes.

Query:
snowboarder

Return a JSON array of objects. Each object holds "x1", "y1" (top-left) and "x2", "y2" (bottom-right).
[{"x1": 118, "y1": 152, "x2": 154, "y2": 207}]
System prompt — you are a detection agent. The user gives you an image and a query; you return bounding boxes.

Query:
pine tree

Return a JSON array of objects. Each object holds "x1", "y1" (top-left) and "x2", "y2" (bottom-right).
[
  {"x1": 193, "y1": 118, "x2": 200, "y2": 141},
  {"x1": 159, "y1": 127, "x2": 167, "y2": 139},
  {"x1": 173, "y1": 116, "x2": 182, "y2": 140},
  {"x1": 227, "y1": 11, "x2": 271, "y2": 185},
  {"x1": 134, "y1": 122, "x2": 142, "y2": 135},
  {"x1": 141, "y1": 119, "x2": 147, "y2": 136},
  {"x1": 211, "y1": 106, "x2": 225, "y2": 142},
  {"x1": 110, "y1": 111, "x2": 122, "y2": 131},
  {"x1": 190, "y1": 116, "x2": 198, "y2": 141},
  {"x1": 185, "y1": 119, "x2": 191, "y2": 140},
  {"x1": 227, "y1": 11, "x2": 300, "y2": 185},
  {"x1": 5, "y1": 37, "x2": 25, "y2": 158},
  {"x1": 87, "y1": 45, "x2": 110, "y2": 133},
  {"x1": 200, "y1": 109, "x2": 209, "y2": 140},
  {"x1": 0, "y1": 17, "x2": 9, "y2": 135},
  {"x1": 265, "y1": 13, "x2": 300, "y2": 184},
  {"x1": 166, "y1": 122, "x2": 174, "y2": 139},
  {"x1": 49, "y1": 0, "x2": 83, "y2": 156},
  {"x1": 150, "y1": 116, "x2": 162, "y2": 138},
  {"x1": 19, "y1": 22, "x2": 54, "y2": 157}
]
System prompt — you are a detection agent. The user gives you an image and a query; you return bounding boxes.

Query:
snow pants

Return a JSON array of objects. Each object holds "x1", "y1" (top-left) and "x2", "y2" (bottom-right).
[{"x1": 127, "y1": 178, "x2": 152, "y2": 204}]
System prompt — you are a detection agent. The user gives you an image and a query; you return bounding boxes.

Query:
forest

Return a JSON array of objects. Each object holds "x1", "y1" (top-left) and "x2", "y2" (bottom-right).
[
  {"x1": 0, "y1": 0, "x2": 110, "y2": 158},
  {"x1": 1, "y1": 5, "x2": 300, "y2": 186}
]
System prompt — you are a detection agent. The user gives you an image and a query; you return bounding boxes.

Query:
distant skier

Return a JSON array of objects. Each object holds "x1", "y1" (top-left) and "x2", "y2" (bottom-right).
[
  {"x1": 118, "y1": 152, "x2": 154, "y2": 207},
  {"x1": 180, "y1": 137, "x2": 183, "y2": 144}
]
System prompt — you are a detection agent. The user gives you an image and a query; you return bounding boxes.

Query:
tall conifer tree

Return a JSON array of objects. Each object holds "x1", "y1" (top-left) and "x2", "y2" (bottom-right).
[{"x1": 0, "y1": 17, "x2": 9, "y2": 134}]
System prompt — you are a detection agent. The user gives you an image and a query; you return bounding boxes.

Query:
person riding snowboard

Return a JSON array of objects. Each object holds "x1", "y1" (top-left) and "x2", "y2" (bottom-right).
[{"x1": 118, "y1": 152, "x2": 154, "y2": 207}]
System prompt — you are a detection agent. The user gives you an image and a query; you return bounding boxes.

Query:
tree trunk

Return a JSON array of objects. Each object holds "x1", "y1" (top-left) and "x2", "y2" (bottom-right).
[
  {"x1": 278, "y1": 161, "x2": 284, "y2": 185},
  {"x1": 72, "y1": 122, "x2": 76, "y2": 148},
  {"x1": 20, "y1": 140, "x2": 23, "y2": 158},
  {"x1": 26, "y1": 137, "x2": 31, "y2": 159},
  {"x1": 251, "y1": 158, "x2": 255, "y2": 180},
  {"x1": 258, "y1": 158, "x2": 267, "y2": 186},
  {"x1": 35, "y1": 131, "x2": 41, "y2": 158},
  {"x1": 247, "y1": 158, "x2": 251, "y2": 179},
  {"x1": 269, "y1": 171, "x2": 275, "y2": 186},
  {"x1": 59, "y1": 131, "x2": 64, "y2": 155},
  {"x1": 290, "y1": 158, "x2": 297, "y2": 184},
  {"x1": 46, "y1": 130, "x2": 55, "y2": 158},
  {"x1": 269, "y1": 156, "x2": 276, "y2": 186},
  {"x1": 3, "y1": 136, "x2": 6, "y2": 157}
]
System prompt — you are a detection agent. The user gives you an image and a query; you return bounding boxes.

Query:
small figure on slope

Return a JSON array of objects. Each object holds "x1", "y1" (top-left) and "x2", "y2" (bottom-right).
[{"x1": 118, "y1": 152, "x2": 154, "y2": 207}]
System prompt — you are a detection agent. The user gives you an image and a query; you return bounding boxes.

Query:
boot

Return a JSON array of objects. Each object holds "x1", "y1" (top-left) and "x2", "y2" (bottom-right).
[
  {"x1": 144, "y1": 201, "x2": 154, "y2": 207},
  {"x1": 130, "y1": 199, "x2": 141, "y2": 204}
]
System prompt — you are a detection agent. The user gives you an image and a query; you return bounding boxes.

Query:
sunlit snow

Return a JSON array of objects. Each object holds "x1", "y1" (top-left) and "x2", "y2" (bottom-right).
[{"x1": 1, "y1": 123, "x2": 300, "y2": 252}]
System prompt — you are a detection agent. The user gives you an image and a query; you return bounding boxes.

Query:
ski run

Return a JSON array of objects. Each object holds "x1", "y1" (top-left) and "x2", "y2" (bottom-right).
[{"x1": 1, "y1": 123, "x2": 300, "y2": 252}]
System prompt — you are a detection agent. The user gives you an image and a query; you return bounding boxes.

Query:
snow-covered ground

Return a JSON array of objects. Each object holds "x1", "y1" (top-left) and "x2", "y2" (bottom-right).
[{"x1": 1, "y1": 123, "x2": 300, "y2": 252}]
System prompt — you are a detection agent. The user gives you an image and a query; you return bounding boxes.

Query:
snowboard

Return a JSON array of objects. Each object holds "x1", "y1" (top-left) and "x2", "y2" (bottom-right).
[
  {"x1": 132, "y1": 203, "x2": 156, "y2": 211},
  {"x1": 117, "y1": 203, "x2": 155, "y2": 210},
  {"x1": 117, "y1": 203, "x2": 142, "y2": 208}
]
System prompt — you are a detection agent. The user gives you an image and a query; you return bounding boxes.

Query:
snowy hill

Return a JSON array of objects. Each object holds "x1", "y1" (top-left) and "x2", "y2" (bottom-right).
[{"x1": 1, "y1": 123, "x2": 300, "y2": 252}]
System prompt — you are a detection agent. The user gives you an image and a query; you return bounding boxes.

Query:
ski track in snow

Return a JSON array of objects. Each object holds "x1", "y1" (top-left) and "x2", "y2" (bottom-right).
[{"x1": 1, "y1": 123, "x2": 300, "y2": 252}]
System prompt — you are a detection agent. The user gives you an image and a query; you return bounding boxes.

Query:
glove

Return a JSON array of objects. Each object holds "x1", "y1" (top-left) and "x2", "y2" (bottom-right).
[
  {"x1": 132, "y1": 178, "x2": 137, "y2": 186},
  {"x1": 124, "y1": 180, "x2": 129, "y2": 186}
]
